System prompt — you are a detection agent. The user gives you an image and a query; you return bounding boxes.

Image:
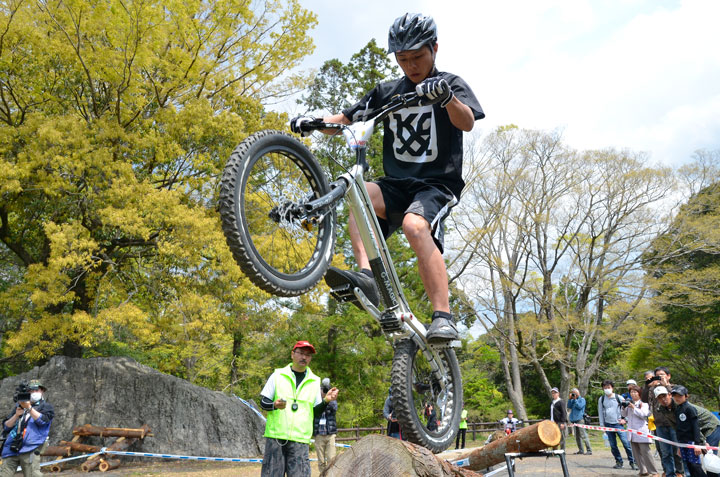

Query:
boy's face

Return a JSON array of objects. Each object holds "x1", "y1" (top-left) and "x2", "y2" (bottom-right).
[
  {"x1": 395, "y1": 44, "x2": 438, "y2": 84},
  {"x1": 672, "y1": 393, "x2": 687, "y2": 405}
]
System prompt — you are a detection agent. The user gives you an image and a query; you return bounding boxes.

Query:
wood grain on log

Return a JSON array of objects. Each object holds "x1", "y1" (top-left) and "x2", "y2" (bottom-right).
[
  {"x1": 41, "y1": 445, "x2": 71, "y2": 457},
  {"x1": 458, "y1": 420, "x2": 561, "y2": 471},
  {"x1": 323, "y1": 434, "x2": 482, "y2": 477},
  {"x1": 99, "y1": 459, "x2": 122, "y2": 472},
  {"x1": 72, "y1": 423, "x2": 153, "y2": 438},
  {"x1": 59, "y1": 440, "x2": 101, "y2": 453}
]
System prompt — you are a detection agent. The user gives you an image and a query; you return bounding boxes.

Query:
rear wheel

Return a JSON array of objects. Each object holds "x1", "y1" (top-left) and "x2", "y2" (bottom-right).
[
  {"x1": 391, "y1": 340, "x2": 463, "y2": 452},
  {"x1": 219, "y1": 130, "x2": 335, "y2": 296}
]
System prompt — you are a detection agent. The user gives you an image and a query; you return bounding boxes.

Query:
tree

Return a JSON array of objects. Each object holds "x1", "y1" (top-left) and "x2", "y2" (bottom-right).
[
  {"x1": 643, "y1": 179, "x2": 720, "y2": 407},
  {"x1": 0, "y1": 0, "x2": 317, "y2": 377},
  {"x1": 450, "y1": 126, "x2": 674, "y2": 414}
]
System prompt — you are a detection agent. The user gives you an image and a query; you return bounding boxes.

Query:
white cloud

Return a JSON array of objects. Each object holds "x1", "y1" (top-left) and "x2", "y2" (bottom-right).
[{"x1": 291, "y1": 0, "x2": 720, "y2": 164}]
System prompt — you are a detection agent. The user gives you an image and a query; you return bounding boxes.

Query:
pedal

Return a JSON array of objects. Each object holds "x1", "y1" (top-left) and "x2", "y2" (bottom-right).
[
  {"x1": 328, "y1": 283, "x2": 356, "y2": 303},
  {"x1": 428, "y1": 340, "x2": 462, "y2": 350},
  {"x1": 379, "y1": 310, "x2": 402, "y2": 333}
]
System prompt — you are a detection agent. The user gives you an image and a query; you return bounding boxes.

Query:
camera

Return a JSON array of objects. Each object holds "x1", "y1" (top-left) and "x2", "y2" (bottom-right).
[
  {"x1": 570, "y1": 393, "x2": 577, "y2": 399},
  {"x1": 646, "y1": 376, "x2": 661, "y2": 384},
  {"x1": 620, "y1": 400, "x2": 630, "y2": 408},
  {"x1": 13, "y1": 382, "x2": 31, "y2": 403}
]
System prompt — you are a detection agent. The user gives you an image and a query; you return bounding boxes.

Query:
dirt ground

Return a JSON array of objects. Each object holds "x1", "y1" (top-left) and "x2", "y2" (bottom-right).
[{"x1": 44, "y1": 445, "x2": 661, "y2": 476}]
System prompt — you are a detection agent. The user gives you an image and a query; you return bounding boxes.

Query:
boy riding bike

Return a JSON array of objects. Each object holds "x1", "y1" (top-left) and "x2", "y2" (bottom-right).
[{"x1": 292, "y1": 13, "x2": 484, "y2": 343}]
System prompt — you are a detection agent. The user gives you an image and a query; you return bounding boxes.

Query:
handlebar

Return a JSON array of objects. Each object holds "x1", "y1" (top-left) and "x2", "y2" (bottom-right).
[{"x1": 297, "y1": 92, "x2": 421, "y2": 133}]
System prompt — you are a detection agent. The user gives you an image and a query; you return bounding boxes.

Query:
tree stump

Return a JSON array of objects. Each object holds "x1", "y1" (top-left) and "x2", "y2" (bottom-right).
[
  {"x1": 323, "y1": 434, "x2": 482, "y2": 477},
  {"x1": 457, "y1": 420, "x2": 561, "y2": 471}
]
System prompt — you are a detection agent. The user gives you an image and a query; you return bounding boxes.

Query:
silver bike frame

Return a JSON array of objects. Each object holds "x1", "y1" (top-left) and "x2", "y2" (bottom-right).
[{"x1": 334, "y1": 119, "x2": 452, "y2": 401}]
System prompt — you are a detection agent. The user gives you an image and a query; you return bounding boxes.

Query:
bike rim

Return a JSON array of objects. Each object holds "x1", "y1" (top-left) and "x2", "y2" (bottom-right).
[
  {"x1": 240, "y1": 145, "x2": 329, "y2": 279},
  {"x1": 411, "y1": 348, "x2": 457, "y2": 436}
]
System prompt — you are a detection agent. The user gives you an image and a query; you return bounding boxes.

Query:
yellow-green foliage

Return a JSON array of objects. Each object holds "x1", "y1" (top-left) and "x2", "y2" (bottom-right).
[{"x1": 0, "y1": 0, "x2": 317, "y2": 384}]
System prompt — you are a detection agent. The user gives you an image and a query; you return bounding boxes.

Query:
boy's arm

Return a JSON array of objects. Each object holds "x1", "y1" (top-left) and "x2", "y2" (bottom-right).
[{"x1": 445, "y1": 96, "x2": 475, "y2": 132}]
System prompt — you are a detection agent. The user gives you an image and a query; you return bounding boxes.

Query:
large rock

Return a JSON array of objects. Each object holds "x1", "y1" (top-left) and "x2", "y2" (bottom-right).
[{"x1": 0, "y1": 356, "x2": 265, "y2": 458}]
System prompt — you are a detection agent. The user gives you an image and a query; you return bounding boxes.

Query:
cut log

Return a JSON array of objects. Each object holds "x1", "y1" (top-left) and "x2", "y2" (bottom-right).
[
  {"x1": 41, "y1": 445, "x2": 72, "y2": 457},
  {"x1": 59, "y1": 440, "x2": 102, "y2": 453},
  {"x1": 457, "y1": 420, "x2": 561, "y2": 471},
  {"x1": 48, "y1": 462, "x2": 64, "y2": 473},
  {"x1": 323, "y1": 434, "x2": 482, "y2": 477},
  {"x1": 73, "y1": 424, "x2": 153, "y2": 438},
  {"x1": 99, "y1": 459, "x2": 122, "y2": 472}
]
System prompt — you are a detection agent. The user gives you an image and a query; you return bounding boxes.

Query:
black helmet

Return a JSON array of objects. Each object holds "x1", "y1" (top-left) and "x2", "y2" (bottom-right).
[{"x1": 388, "y1": 13, "x2": 437, "y2": 54}]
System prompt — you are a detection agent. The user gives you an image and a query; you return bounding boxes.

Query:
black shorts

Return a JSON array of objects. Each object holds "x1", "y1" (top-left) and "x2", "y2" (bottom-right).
[{"x1": 375, "y1": 177, "x2": 458, "y2": 253}]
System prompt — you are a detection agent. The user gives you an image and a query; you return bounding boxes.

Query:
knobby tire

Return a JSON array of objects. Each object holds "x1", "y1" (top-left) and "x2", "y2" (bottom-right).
[
  {"x1": 391, "y1": 339, "x2": 463, "y2": 453},
  {"x1": 219, "y1": 130, "x2": 335, "y2": 296}
]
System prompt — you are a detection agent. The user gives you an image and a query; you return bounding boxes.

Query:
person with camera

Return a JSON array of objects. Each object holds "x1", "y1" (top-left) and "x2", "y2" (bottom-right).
[
  {"x1": 1, "y1": 379, "x2": 54, "y2": 477},
  {"x1": 500, "y1": 409, "x2": 521, "y2": 434},
  {"x1": 621, "y1": 384, "x2": 659, "y2": 476},
  {"x1": 568, "y1": 388, "x2": 592, "y2": 455},
  {"x1": 259, "y1": 341, "x2": 338, "y2": 477},
  {"x1": 598, "y1": 380, "x2": 636, "y2": 470},
  {"x1": 312, "y1": 378, "x2": 338, "y2": 475}
]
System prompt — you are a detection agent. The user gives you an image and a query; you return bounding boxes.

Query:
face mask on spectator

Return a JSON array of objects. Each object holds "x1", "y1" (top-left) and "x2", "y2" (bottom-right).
[
  {"x1": 603, "y1": 388, "x2": 613, "y2": 396},
  {"x1": 30, "y1": 392, "x2": 42, "y2": 403}
]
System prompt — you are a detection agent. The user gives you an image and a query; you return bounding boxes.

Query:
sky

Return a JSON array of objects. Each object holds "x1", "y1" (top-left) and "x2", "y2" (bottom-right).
[{"x1": 279, "y1": 0, "x2": 720, "y2": 166}]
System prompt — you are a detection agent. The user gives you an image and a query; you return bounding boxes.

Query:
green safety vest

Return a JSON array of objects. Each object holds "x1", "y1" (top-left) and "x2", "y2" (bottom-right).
[
  {"x1": 264, "y1": 364, "x2": 319, "y2": 444},
  {"x1": 459, "y1": 409, "x2": 468, "y2": 429}
]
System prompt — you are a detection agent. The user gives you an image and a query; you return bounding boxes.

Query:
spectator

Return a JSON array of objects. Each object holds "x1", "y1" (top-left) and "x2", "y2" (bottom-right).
[
  {"x1": 641, "y1": 370, "x2": 655, "y2": 403},
  {"x1": 621, "y1": 384, "x2": 659, "y2": 477},
  {"x1": 500, "y1": 409, "x2": 521, "y2": 434},
  {"x1": 384, "y1": 387, "x2": 401, "y2": 439},
  {"x1": 650, "y1": 368, "x2": 684, "y2": 477},
  {"x1": 550, "y1": 387, "x2": 567, "y2": 450},
  {"x1": 313, "y1": 378, "x2": 338, "y2": 475},
  {"x1": 1, "y1": 379, "x2": 54, "y2": 477},
  {"x1": 424, "y1": 403, "x2": 438, "y2": 431},
  {"x1": 623, "y1": 379, "x2": 637, "y2": 401},
  {"x1": 259, "y1": 341, "x2": 338, "y2": 477},
  {"x1": 568, "y1": 387, "x2": 592, "y2": 455},
  {"x1": 455, "y1": 405, "x2": 467, "y2": 450},
  {"x1": 672, "y1": 385, "x2": 717, "y2": 477},
  {"x1": 598, "y1": 379, "x2": 636, "y2": 470}
]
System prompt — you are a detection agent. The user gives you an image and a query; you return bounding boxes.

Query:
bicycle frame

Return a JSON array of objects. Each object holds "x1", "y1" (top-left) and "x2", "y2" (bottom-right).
[{"x1": 300, "y1": 93, "x2": 456, "y2": 385}]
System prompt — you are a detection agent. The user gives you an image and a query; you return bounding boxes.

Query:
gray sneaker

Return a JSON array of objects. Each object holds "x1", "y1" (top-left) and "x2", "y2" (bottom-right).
[
  {"x1": 426, "y1": 317, "x2": 458, "y2": 343},
  {"x1": 324, "y1": 267, "x2": 379, "y2": 308}
]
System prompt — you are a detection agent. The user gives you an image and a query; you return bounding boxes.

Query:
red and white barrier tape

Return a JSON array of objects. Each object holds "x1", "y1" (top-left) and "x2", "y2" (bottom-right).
[{"x1": 571, "y1": 423, "x2": 719, "y2": 451}]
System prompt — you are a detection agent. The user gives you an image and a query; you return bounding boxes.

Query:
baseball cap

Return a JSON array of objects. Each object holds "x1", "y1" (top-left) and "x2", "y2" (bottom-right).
[
  {"x1": 292, "y1": 340, "x2": 316, "y2": 353},
  {"x1": 507, "y1": 409, "x2": 513, "y2": 414},
  {"x1": 626, "y1": 379, "x2": 637, "y2": 385},
  {"x1": 28, "y1": 379, "x2": 46, "y2": 391},
  {"x1": 671, "y1": 385, "x2": 688, "y2": 396},
  {"x1": 653, "y1": 386, "x2": 669, "y2": 397},
  {"x1": 550, "y1": 387, "x2": 559, "y2": 393}
]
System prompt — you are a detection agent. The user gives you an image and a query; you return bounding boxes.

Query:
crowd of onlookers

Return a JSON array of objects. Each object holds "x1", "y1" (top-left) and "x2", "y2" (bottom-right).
[{"x1": 551, "y1": 367, "x2": 720, "y2": 477}]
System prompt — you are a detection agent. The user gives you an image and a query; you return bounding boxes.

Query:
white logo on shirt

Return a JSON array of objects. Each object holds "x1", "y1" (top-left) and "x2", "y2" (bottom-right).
[
  {"x1": 679, "y1": 413, "x2": 686, "y2": 422},
  {"x1": 390, "y1": 105, "x2": 437, "y2": 163}
]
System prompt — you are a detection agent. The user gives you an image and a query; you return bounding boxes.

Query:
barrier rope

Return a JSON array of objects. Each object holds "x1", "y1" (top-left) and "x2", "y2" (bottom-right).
[{"x1": 571, "y1": 422, "x2": 720, "y2": 451}]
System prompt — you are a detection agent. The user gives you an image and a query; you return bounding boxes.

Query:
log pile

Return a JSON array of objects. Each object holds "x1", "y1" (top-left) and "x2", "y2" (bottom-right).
[{"x1": 40, "y1": 424, "x2": 152, "y2": 473}]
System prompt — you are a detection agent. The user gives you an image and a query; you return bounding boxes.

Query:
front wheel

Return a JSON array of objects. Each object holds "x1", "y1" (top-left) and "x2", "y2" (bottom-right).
[
  {"x1": 219, "y1": 130, "x2": 336, "y2": 296},
  {"x1": 391, "y1": 340, "x2": 463, "y2": 452}
]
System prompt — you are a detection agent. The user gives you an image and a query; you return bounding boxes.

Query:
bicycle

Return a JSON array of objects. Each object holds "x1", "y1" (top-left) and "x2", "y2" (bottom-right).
[{"x1": 218, "y1": 91, "x2": 463, "y2": 452}]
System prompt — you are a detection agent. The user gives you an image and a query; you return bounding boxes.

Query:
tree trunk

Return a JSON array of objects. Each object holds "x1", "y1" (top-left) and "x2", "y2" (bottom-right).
[
  {"x1": 323, "y1": 434, "x2": 482, "y2": 477},
  {"x1": 457, "y1": 420, "x2": 561, "y2": 471}
]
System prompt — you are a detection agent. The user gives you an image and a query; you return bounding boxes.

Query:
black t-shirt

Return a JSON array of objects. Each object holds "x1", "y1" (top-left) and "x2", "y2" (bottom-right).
[
  {"x1": 675, "y1": 401, "x2": 704, "y2": 444},
  {"x1": 342, "y1": 70, "x2": 484, "y2": 198}
]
